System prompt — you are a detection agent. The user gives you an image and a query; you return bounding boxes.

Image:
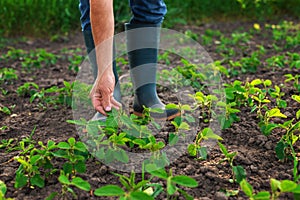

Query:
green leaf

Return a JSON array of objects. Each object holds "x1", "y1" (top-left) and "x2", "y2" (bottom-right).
[
  {"x1": 296, "y1": 110, "x2": 300, "y2": 120},
  {"x1": 277, "y1": 99, "x2": 287, "y2": 108},
  {"x1": 135, "y1": 180, "x2": 149, "y2": 191},
  {"x1": 275, "y1": 141, "x2": 286, "y2": 160},
  {"x1": 52, "y1": 149, "x2": 68, "y2": 158},
  {"x1": 263, "y1": 80, "x2": 272, "y2": 87},
  {"x1": 292, "y1": 95, "x2": 300, "y2": 103},
  {"x1": 57, "y1": 142, "x2": 70, "y2": 149},
  {"x1": 14, "y1": 171, "x2": 28, "y2": 188},
  {"x1": 156, "y1": 141, "x2": 165, "y2": 149},
  {"x1": 147, "y1": 167, "x2": 168, "y2": 179},
  {"x1": 66, "y1": 119, "x2": 87, "y2": 126},
  {"x1": 187, "y1": 144, "x2": 197, "y2": 156},
  {"x1": 0, "y1": 180, "x2": 7, "y2": 196},
  {"x1": 74, "y1": 142, "x2": 87, "y2": 152},
  {"x1": 233, "y1": 165, "x2": 247, "y2": 183},
  {"x1": 216, "y1": 101, "x2": 227, "y2": 107},
  {"x1": 94, "y1": 185, "x2": 124, "y2": 196},
  {"x1": 167, "y1": 177, "x2": 176, "y2": 195},
  {"x1": 129, "y1": 191, "x2": 154, "y2": 200},
  {"x1": 71, "y1": 177, "x2": 91, "y2": 191},
  {"x1": 267, "y1": 108, "x2": 287, "y2": 118},
  {"x1": 68, "y1": 137, "x2": 76, "y2": 146},
  {"x1": 181, "y1": 104, "x2": 191, "y2": 111},
  {"x1": 171, "y1": 175, "x2": 198, "y2": 187},
  {"x1": 169, "y1": 133, "x2": 179, "y2": 146},
  {"x1": 218, "y1": 142, "x2": 228, "y2": 156},
  {"x1": 165, "y1": 103, "x2": 178, "y2": 109},
  {"x1": 225, "y1": 88, "x2": 235, "y2": 100},
  {"x1": 106, "y1": 115, "x2": 118, "y2": 128},
  {"x1": 58, "y1": 175, "x2": 70, "y2": 185},
  {"x1": 270, "y1": 178, "x2": 281, "y2": 193},
  {"x1": 30, "y1": 174, "x2": 45, "y2": 188},
  {"x1": 280, "y1": 180, "x2": 297, "y2": 192},
  {"x1": 177, "y1": 188, "x2": 194, "y2": 200},
  {"x1": 86, "y1": 124, "x2": 99, "y2": 136},
  {"x1": 63, "y1": 162, "x2": 73, "y2": 174},
  {"x1": 114, "y1": 149, "x2": 129, "y2": 163},
  {"x1": 30, "y1": 155, "x2": 41, "y2": 165},
  {"x1": 74, "y1": 160, "x2": 86, "y2": 173},
  {"x1": 178, "y1": 122, "x2": 190, "y2": 130},
  {"x1": 47, "y1": 140, "x2": 56, "y2": 150},
  {"x1": 105, "y1": 148, "x2": 115, "y2": 163},
  {"x1": 240, "y1": 179, "x2": 253, "y2": 197},
  {"x1": 63, "y1": 81, "x2": 71, "y2": 88},
  {"x1": 95, "y1": 147, "x2": 105, "y2": 159},
  {"x1": 133, "y1": 138, "x2": 146, "y2": 147},
  {"x1": 203, "y1": 128, "x2": 223, "y2": 140},
  {"x1": 45, "y1": 192, "x2": 58, "y2": 200},
  {"x1": 198, "y1": 147, "x2": 208, "y2": 160},
  {"x1": 253, "y1": 191, "x2": 270, "y2": 200},
  {"x1": 251, "y1": 79, "x2": 262, "y2": 86},
  {"x1": 260, "y1": 123, "x2": 279, "y2": 136},
  {"x1": 292, "y1": 184, "x2": 300, "y2": 194}
]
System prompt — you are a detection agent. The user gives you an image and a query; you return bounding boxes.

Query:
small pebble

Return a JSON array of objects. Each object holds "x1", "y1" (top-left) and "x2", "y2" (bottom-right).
[
  {"x1": 214, "y1": 191, "x2": 228, "y2": 200},
  {"x1": 265, "y1": 141, "x2": 273, "y2": 150}
]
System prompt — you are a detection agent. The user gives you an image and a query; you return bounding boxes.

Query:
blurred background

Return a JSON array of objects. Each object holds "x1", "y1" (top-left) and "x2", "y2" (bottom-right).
[{"x1": 1, "y1": 0, "x2": 299, "y2": 38}]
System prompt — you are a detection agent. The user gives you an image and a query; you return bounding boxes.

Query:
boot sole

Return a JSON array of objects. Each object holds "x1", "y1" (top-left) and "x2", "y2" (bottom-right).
[{"x1": 133, "y1": 110, "x2": 182, "y2": 121}]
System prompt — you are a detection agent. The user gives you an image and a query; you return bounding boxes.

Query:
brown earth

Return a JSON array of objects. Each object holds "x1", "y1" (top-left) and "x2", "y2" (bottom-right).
[{"x1": 0, "y1": 18, "x2": 299, "y2": 200}]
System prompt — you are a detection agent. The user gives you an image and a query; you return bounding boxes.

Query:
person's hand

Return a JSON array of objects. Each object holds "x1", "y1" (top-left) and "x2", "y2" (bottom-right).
[{"x1": 90, "y1": 67, "x2": 121, "y2": 115}]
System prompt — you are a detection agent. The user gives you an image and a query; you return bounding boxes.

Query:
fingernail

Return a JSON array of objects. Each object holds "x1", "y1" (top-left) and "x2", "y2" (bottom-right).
[{"x1": 105, "y1": 106, "x2": 111, "y2": 111}]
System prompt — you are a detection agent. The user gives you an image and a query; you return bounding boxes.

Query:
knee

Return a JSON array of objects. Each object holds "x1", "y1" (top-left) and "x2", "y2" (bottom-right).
[{"x1": 130, "y1": 0, "x2": 167, "y2": 24}]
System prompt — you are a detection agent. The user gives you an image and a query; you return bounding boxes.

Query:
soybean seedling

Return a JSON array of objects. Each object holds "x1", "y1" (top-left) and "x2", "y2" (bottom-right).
[
  {"x1": 94, "y1": 170, "x2": 152, "y2": 200},
  {"x1": 14, "y1": 140, "x2": 57, "y2": 189},
  {"x1": 55, "y1": 171, "x2": 91, "y2": 200},
  {"x1": 146, "y1": 165, "x2": 198, "y2": 200},
  {"x1": 218, "y1": 142, "x2": 246, "y2": 183},
  {"x1": 21, "y1": 49, "x2": 58, "y2": 70},
  {"x1": 270, "y1": 179, "x2": 300, "y2": 200},
  {"x1": 16, "y1": 82, "x2": 39, "y2": 97},
  {"x1": 190, "y1": 91, "x2": 219, "y2": 122},
  {"x1": 269, "y1": 85, "x2": 287, "y2": 108},
  {"x1": 0, "y1": 105, "x2": 13, "y2": 115},
  {"x1": 240, "y1": 179, "x2": 270, "y2": 200},
  {"x1": 0, "y1": 139, "x2": 15, "y2": 151},
  {"x1": 259, "y1": 108, "x2": 287, "y2": 136},
  {"x1": 133, "y1": 134, "x2": 169, "y2": 168},
  {"x1": 53, "y1": 137, "x2": 89, "y2": 176},
  {"x1": 285, "y1": 74, "x2": 300, "y2": 93},
  {"x1": 216, "y1": 101, "x2": 240, "y2": 129},
  {"x1": 247, "y1": 79, "x2": 272, "y2": 120},
  {"x1": 0, "y1": 68, "x2": 18, "y2": 84},
  {"x1": 276, "y1": 119, "x2": 300, "y2": 159},
  {"x1": 188, "y1": 128, "x2": 222, "y2": 160}
]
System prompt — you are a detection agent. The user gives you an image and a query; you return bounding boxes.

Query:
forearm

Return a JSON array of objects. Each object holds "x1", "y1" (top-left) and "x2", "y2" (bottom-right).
[{"x1": 90, "y1": 0, "x2": 114, "y2": 77}]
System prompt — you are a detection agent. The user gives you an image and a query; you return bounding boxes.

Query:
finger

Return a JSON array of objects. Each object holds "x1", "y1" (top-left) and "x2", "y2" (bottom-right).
[
  {"x1": 95, "y1": 105, "x2": 107, "y2": 116},
  {"x1": 111, "y1": 98, "x2": 122, "y2": 109},
  {"x1": 100, "y1": 92, "x2": 112, "y2": 112},
  {"x1": 91, "y1": 95, "x2": 107, "y2": 115}
]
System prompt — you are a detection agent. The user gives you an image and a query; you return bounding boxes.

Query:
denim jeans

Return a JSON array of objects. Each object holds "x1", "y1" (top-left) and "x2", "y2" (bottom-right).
[{"x1": 79, "y1": 0, "x2": 167, "y2": 31}]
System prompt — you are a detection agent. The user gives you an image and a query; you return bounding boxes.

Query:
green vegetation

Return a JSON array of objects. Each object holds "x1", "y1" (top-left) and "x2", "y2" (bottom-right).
[{"x1": 1, "y1": 0, "x2": 300, "y2": 37}]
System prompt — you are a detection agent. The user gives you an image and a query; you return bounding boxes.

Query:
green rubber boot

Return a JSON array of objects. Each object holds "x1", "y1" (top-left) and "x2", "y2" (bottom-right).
[{"x1": 125, "y1": 23, "x2": 180, "y2": 120}]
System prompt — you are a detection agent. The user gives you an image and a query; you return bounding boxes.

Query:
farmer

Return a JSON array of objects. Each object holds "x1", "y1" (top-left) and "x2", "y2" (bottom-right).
[{"x1": 78, "y1": 0, "x2": 180, "y2": 120}]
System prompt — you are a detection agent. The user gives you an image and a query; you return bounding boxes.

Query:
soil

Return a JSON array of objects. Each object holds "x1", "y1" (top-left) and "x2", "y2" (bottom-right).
[{"x1": 1, "y1": 18, "x2": 299, "y2": 200}]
